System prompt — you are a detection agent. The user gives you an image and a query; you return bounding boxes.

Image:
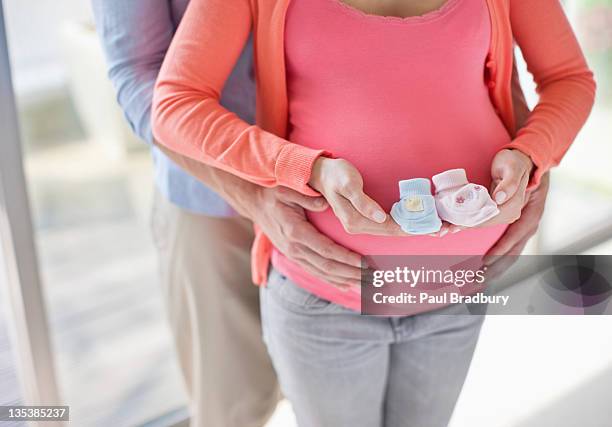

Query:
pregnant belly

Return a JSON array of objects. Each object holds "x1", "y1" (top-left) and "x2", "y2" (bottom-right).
[{"x1": 297, "y1": 113, "x2": 512, "y2": 256}]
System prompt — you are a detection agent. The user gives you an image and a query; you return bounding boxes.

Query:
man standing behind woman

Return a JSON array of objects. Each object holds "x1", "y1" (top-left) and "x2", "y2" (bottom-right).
[{"x1": 91, "y1": 0, "x2": 371, "y2": 426}]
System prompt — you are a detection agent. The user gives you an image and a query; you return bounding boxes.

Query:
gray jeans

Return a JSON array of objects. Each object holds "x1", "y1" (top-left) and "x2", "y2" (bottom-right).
[{"x1": 260, "y1": 268, "x2": 485, "y2": 427}]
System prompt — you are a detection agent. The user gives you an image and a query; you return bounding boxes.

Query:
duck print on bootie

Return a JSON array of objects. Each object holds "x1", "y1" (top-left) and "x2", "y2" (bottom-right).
[
  {"x1": 391, "y1": 178, "x2": 442, "y2": 235},
  {"x1": 432, "y1": 169, "x2": 499, "y2": 227}
]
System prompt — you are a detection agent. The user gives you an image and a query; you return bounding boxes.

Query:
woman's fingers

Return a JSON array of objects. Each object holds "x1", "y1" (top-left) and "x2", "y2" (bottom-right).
[
  {"x1": 479, "y1": 172, "x2": 530, "y2": 227},
  {"x1": 327, "y1": 192, "x2": 365, "y2": 234},
  {"x1": 328, "y1": 193, "x2": 407, "y2": 236},
  {"x1": 476, "y1": 149, "x2": 536, "y2": 227},
  {"x1": 492, "y1": 162, "x2": 524, "y2": 204},
  {"x1": 309, "y1": 157, "x2": 387, "y2": 225},
  {"x1": 491, "y1": 149, "x2": 534, "y2": 204},
  {"x1": 380, "y1": 217, "x2": 408, "y2": 236},
  {"x1": 501, "y1": 172, "x2": 530, "y2": 222},
  {"x1": 340, "y1": 186, "x2": 387, "y2": 223}
]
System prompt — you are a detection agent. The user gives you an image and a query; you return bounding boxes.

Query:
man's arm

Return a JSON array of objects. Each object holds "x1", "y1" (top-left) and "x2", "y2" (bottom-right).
[{"x1": 91, "y1": 0, "x2": 173, "y2": 144}]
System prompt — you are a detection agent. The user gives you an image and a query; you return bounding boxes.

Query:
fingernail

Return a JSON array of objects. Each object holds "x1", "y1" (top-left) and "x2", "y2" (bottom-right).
[
  {"x1": 440, "y1": 229, "x2": 448, "y2": 237},
  {"x1": 452, "y1": 227, "x2": 462, "y2": 233},
  {"x1": 373, "y1": 211, "x2": 386, "y2": 223},
  {"x1": 495, "y1": 191, "x2": 507, "y2": 204}
]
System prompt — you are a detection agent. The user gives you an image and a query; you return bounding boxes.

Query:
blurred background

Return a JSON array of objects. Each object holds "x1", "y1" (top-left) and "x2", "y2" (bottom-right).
[{"x1": 0, "y1": 0, "x2": 611, "y2": 426}]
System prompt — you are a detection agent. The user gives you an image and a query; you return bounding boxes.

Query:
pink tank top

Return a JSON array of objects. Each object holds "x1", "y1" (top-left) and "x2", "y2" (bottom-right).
[{"x1": 272, "y1": 0, "x2": 512, "y2": 310}]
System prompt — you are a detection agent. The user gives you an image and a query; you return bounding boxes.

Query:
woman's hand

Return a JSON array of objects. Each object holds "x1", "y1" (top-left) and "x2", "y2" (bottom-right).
[
  {"x1": 478, "y1": 149, "x2": 534, "y2": 227},
  {"x1": 309, "y1": 157, "x2": 405, "y2": 236}
]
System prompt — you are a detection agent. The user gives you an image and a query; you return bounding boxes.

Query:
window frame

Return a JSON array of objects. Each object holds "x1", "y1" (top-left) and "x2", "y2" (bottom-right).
[{"x1": 0, "y1": 2, "x2": 62, "y2": 424}]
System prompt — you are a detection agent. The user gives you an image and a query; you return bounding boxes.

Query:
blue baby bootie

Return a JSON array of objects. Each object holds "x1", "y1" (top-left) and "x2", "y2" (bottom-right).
[{"x1": 391, "y1": 178, "x2": 442, "y2": 235}]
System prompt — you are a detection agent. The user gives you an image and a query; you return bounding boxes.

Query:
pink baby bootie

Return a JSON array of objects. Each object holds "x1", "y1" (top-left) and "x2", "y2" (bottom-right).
[{"x1": 432, "y1": 169, "x2": 499, "y2": 227}]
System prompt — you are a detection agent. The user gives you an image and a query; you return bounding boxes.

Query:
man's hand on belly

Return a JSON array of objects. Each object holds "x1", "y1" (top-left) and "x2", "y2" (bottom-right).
[
  {"x1": 155, "y1": 141, "x2": 366, "y2": 291},
  {"x1": 483, "y1": 172, "x2": 550, "y2": 272},
  {"x1": 248, "y1": 186, "x2": 365, "y2": 290}
]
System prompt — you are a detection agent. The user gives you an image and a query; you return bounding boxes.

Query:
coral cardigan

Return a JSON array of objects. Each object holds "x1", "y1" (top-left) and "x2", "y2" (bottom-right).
[{"x1": 152, "y1": 0, "x2": 596, "y2": 286}]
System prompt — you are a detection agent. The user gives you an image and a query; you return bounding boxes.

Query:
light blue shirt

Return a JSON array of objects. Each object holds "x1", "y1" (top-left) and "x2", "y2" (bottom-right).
[{"x1": 91, "y1": 0, "x2": 256, "y2": 215}]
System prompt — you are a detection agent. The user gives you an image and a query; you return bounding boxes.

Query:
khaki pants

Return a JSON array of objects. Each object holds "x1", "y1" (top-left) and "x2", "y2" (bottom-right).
[{"x1": 151, "y1": 191, "x2": 280, "y2": 427}]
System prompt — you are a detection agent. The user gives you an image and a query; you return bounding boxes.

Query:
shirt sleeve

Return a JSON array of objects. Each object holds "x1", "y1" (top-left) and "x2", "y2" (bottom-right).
[
  {"x1": 151, "y1": 0, "x2": 326, "y2": 196},
  {"x1": 503, "y1": 0, "x2": 596, "y2": 188},
  {"x1": 90, "y1": 0, "x2": 174, "y2": 144}
]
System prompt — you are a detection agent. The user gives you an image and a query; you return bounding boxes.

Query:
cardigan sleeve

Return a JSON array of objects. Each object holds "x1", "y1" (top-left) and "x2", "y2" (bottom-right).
[
  {"x1": 502, "y1": 0, "x2": 596, "y2": 188},
  {"x1": 151, "y1": 0, "x2": 325, "y2": 196}
]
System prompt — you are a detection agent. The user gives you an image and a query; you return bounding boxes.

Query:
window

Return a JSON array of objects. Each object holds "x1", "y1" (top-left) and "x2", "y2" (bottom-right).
[
  {"x1": 2, "y1": 0, "x2": 186, "y2": 425},
  {"x1": 0, "y1": 274, "x2": 23, "y2": 427}
]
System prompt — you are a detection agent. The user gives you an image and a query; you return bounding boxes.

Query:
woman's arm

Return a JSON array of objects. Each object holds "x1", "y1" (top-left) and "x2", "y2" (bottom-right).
[
  {"x1": 152, "y1": 0, "x2": 325, "y2": 196},
  {"x1": 482, "y1": 0, "x2": 595, "y2": 227},
  {"x1": 153, "y1": 0, "x2": 397, "y2": 233},
  {"x1": 477, "y1": 59, "x2": 551, "y2": 249},
  {"x1": 503, "y1": 0, "x2": 596, "y2": 187}
]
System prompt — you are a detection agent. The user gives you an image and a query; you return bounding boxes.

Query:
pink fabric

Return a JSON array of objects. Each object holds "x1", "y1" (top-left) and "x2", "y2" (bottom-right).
[
  {"x1": 272, "y1": 0, "x2": 512, "y2": 311},
  {"x1": 433, "y1": 169, "x2": 500, "y2": 226}
]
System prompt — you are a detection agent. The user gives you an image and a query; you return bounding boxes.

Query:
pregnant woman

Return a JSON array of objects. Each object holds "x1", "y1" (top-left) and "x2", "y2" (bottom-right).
[{"x1": 152, "y1": 0, "x2": 595, "y2": 425}]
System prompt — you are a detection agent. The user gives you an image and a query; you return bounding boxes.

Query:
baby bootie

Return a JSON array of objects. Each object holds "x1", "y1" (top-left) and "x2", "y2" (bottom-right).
[
  {"x1": 432, "y1": 169, "x2": 499, "y2": 227},
  {"x1": 391, "y1": 178, "x2": 442, "y2": 235}
]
